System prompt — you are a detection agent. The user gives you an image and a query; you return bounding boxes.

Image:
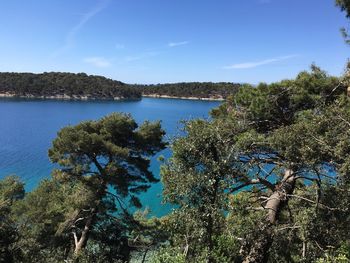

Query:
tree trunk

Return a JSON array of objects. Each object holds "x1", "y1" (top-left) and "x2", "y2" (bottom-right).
[
  {"x1": 241, "y1": 223, "x2": 274, "y2": 263},
  {"x1": 72, "y1": 173, "x2": 106, "y2": 256},
  {"x1": 207, "y1": 145, "x2": 220, "y2": 263},
  {"x1": 302, "y1": 240, "x2": 307, "y2": 259},
  {"x1": 241, "y1": 169, "x2": 296, "y2": 263},
  {"x1": 207, "y1": 177, "x2": 220, "y2": 263},
  {"x1": 74, "y1": 208, "x2": 96, "y2": 255},
  {"x1": 264, "y1": 169, "x2": 296, "y2": 224}
]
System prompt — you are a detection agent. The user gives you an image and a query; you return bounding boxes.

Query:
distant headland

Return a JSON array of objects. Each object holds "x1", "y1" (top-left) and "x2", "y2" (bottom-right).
[{"x1": 0, "y1": 72, "x2": 239, "y2": 101}]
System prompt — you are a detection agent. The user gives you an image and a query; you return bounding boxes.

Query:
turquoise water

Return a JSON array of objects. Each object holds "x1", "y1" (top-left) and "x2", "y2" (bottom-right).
[{"x1": 0, "y1": 98, "x2": 220, "y2": 217}]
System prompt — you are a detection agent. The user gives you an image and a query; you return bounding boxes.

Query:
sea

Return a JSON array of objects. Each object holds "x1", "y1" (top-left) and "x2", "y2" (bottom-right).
[{"x1": 0, "y1": 97, "x2": 220, "y2": 217}]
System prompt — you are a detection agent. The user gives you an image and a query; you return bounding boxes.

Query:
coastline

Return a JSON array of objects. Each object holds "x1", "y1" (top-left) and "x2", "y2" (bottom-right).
[
  {"x1": 141, "y1": 94, "x2": 225, "y2": 101},
  {"x1": 0, "y1": 93, "x2": 135, "y2": 101},
  {"x1": 0, "y1": 93, "x2": 226, "y2": 102}
]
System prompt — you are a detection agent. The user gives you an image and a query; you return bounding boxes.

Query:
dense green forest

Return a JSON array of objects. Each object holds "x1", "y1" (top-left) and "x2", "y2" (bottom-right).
[
  {"x1": 0, "y1": 72, "x2": 239, "y2": 101},
  {"x1": 0, "y1": 72, "x2": 141, "y2": 100},
  {"x1": 137, "y1": 82, "x2": 240, "y2": 99},
  {"x1": 1, "y1": 1, "x2": 350, "y2": 263}
]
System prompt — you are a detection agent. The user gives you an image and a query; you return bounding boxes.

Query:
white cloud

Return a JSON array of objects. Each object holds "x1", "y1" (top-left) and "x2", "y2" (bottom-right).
[
  {"x1": 51, "y1": 0, "x2": 110, "y2": 57},
  {"x1": 168, "y1": 41, "x2": 189, "y2": 47},
  {"x1": 84, "y1": 57, "x2": 112, "y2": 67},
  {"x1": 223, "y1": 55, "x2": 298, "y2": 69}
]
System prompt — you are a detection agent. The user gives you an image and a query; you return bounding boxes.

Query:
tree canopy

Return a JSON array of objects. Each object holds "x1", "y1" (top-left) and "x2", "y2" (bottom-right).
[
  {"x1": 138, "y1": 82, "x2": 240, "y2": 99},
  {"x1": 336, "y1": 0, "x2": 350, "y2": 43},
  {"x1": 0, "y1": 176, "x2": 24, "y2": 263},
  {"x1": 0, "y1": 113, "x2": 166, "y2": 262},
  {"x1": 47, "y1": 113, "x2": 165, "y2": 257},
  {"x1": 0, "y1": 72, "x2": 141, "y2": 99},
  {"x1": 158, "y1": 65, "x2": 350, "y2": 262}
]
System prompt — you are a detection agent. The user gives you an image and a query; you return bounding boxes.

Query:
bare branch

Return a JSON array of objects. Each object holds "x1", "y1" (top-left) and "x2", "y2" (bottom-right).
[
  {"x1": 72, "y1": 231, "x2": 78, "y2": 247},
  {"x1": 251, "y1": 178, "x2": 276, "y2": 191},
  {"x1": 276, "y1": 225, "x2": 301, "y2": 232},
  {"x1": 287, "y1": 194, "x2": 347, "y2": 212},
  {"x1": 73, "y1": 217, "x2": 85, "y2": 225}
]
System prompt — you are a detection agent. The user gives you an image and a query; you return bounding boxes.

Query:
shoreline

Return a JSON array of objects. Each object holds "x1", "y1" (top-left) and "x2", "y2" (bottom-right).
[
  {"x1": 141, "y1": 94, "x2": 225, "y2": 101},
  {"x1": 0, "y1": 93, "x2": 226, "y2": 102},
  {"x1": 0, "y1": 93, "x2": 137, "y2": 101}
]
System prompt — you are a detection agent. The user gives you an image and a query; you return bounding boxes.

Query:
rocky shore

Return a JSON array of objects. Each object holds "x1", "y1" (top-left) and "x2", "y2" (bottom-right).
[
  {"x1": 0, "y1": 93, "x2": 129, "y2": 101},
  {"x1": 0, "y1": 93, "x2": 225, "y2": 101},
  {"x1": 142, "y1": 94, "x2": 225, "y2": 101}
]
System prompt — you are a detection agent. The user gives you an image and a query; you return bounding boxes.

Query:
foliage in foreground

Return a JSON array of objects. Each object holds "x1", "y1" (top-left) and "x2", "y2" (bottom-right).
[
  {"x1": 0, "y1": 113, "x2": 165, "y2": 262},
  {"x1": 1, "y1": 66, "x2": 350, "y2": 263},
  {"x1": 156, "y1": 65, "x2": 350, "y2": 263}
]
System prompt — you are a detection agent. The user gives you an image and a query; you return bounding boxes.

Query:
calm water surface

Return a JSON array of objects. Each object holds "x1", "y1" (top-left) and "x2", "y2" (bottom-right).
[{"x1": 0, "y1": 98, "x2": 220, "y2": 216}]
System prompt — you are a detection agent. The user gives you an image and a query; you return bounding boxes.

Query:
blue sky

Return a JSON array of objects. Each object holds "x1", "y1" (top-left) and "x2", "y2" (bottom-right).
[{"x1": 0, "y1": 0, "x2": 348, "y2": 84}]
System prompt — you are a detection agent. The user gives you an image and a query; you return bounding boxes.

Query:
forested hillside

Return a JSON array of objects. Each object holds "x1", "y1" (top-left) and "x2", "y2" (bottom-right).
[
  {"x1": 0, "y1": 72, "x2": 141, "y2": 100},
  {"x1": 138, "y1": 82, "x2": 240, "y2": 99},
  {"x1": 0, "y1": 72, "x2": 239, "y2": 101}
]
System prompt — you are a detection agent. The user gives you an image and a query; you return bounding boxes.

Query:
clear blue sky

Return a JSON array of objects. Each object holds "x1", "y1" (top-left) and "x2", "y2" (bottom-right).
[{"x1": 0, "y1": 0, "x2": 348, "y2": 84}]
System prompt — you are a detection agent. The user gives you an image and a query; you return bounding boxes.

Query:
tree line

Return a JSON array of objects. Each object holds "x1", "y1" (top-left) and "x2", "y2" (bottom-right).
[
  {"x1": 0, "y1": 72, "x2": 240, "y2": 100},
  {"x1": 136, "y1": 82, "x2": 240, "y2": 99},
  {"x1": 0, "y1": 72, "x2": 141, "y2": 100}
]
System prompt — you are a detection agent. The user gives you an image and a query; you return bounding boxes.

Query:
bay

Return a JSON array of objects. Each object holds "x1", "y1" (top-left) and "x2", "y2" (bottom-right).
[{"x1": 0, "y1": 98, "x2": 220, "y2": 217}]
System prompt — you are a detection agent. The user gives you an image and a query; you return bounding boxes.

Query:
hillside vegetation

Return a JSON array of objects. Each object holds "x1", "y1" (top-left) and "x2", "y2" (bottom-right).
[
  {"x1": 138, "y1": 82, "x2": 240, "y2": 99},
  {"x1": 0, "y1": 72, "x2": 240, "y2": 101},
  {"x1": 0, "y1": 72, "x2": 141, "y2": 100}
]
